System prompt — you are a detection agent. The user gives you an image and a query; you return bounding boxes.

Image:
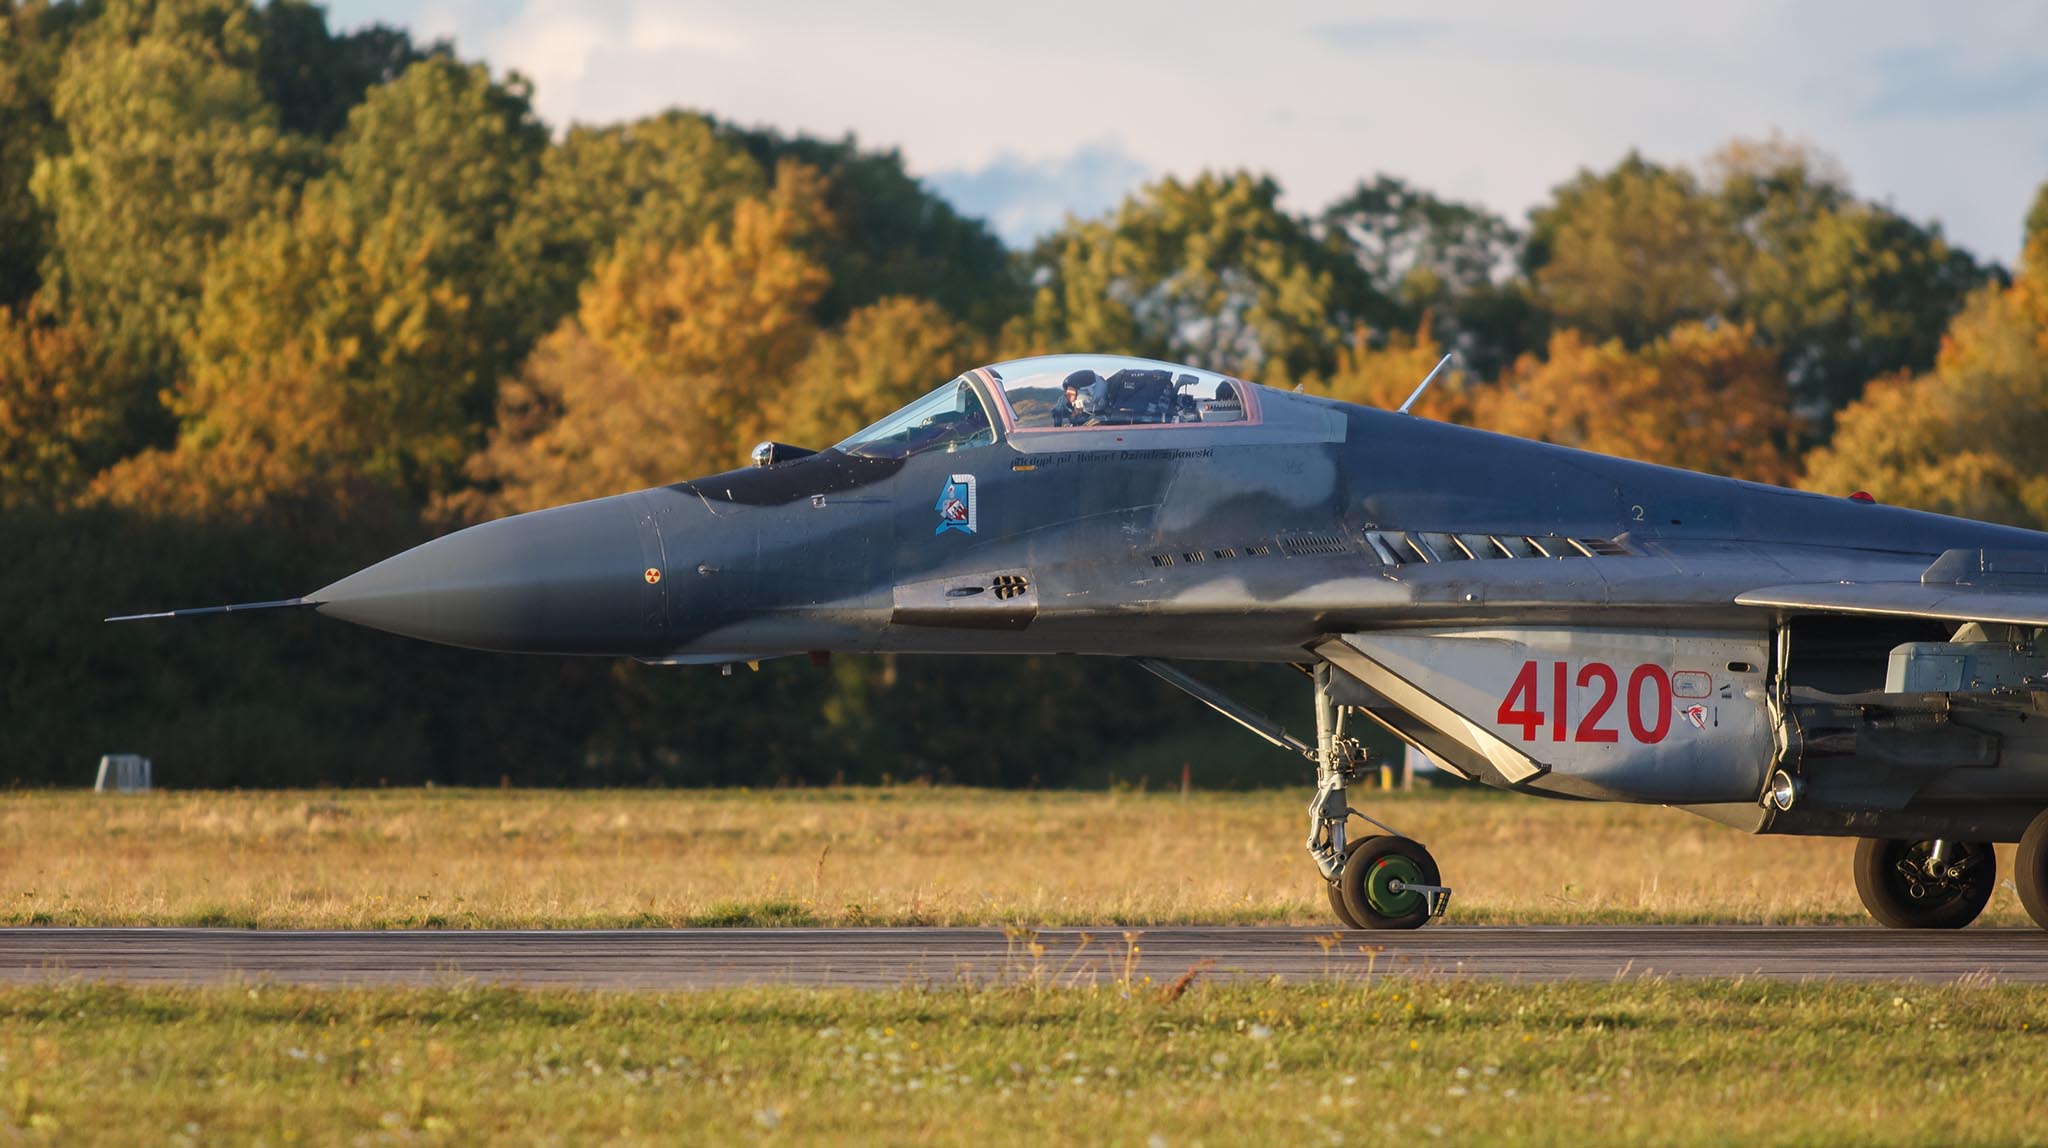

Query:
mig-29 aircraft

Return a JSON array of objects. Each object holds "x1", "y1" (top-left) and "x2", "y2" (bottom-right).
[{"x1": 114, "y1": 353, "x2": 2048, "y2": 932}]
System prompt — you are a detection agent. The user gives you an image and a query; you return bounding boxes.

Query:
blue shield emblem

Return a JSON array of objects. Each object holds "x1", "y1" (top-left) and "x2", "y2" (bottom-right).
[{"x1": 935, "y1": 473, "x2": 976, "y2": 534}]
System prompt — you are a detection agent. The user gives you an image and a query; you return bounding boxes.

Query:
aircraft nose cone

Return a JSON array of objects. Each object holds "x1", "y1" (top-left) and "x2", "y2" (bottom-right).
[{"x1": 312, "y1": 494, "x2": 659, "y2": 654}]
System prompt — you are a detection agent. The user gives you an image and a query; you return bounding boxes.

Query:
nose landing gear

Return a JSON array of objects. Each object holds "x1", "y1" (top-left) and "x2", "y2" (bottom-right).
[
  {"x1": 1303, "y1": 663, "x2": 1450, "y2": 930},
  {"x1": 1132, "y1": 657, "x2": 1451, "y2": 930}
]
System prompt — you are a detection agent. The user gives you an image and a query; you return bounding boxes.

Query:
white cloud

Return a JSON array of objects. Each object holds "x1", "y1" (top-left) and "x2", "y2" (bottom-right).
[
  {"x1": 324, "y1": 0, "x2": 2048, "y2": 262},
  {"x1": 928, "y1": 140, "x2": 1153, "y2": 248}
]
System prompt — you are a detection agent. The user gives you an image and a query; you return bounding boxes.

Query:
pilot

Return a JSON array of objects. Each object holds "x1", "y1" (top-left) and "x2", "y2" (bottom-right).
[{"x1": 1053, "y1": 369, "x2": 1107, "y2": 427}]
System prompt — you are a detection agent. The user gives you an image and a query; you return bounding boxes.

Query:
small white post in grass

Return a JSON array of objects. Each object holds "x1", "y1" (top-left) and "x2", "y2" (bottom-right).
[{"x1": 94, "y1": 754, "x2": 152, "y2": 793}]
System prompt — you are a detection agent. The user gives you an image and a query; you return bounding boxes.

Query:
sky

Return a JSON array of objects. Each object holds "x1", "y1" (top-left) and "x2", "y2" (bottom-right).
[{"x1": 328, "y1": 0, "x2": 2048, "y2": 263}]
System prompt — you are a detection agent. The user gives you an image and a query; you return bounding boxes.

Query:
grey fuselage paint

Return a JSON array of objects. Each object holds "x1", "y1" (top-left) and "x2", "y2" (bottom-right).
[{"x1": 304, "y1": 377, "x2": 2048, "y2": 832}]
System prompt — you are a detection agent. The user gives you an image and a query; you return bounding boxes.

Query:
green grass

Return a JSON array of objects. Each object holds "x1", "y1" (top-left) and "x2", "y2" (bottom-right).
[{"x1": 3, "y1": 977, "x2": 2046, "y2": 1145}]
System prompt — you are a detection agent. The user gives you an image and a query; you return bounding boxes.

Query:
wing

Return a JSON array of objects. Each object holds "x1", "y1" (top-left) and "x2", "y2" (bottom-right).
[{"x1": 1736, "y1": 548, "x2": 2048, "y2": 627}]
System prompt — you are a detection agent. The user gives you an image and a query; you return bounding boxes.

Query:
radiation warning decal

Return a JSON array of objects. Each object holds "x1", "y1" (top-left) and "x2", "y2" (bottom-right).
[{"x1": 935, "y1": 473, "x2": 977, "y2": 535}]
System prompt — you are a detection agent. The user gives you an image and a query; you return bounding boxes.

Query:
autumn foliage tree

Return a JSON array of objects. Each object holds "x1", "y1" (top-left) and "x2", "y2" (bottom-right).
[
  {"x1": 0, "y1": 296, "x2": 127, "y2": 507},
  {"x1": 1523, "y1": 155, "x2": 1732, "y2": 349},
  {"x1": 92, "y1": 56, "x2": 545, "y2": 516},
  {"x1": 460, "y1": 163, "x2": 832, "y2": 514},
  {"x1": 766, "y1": 296, "x2": 988, "y2": 452},
  {"x1": 1803, "y1": 194, "x2": 2048, "y2": 526},
  {"x1": 31, "y1": 0, "x2": 307, "y2": 390},
  {"x1": 3, "y1": 0, "x2": 2038, "y2": 789},
  {"x1": 1477, "y1": 321, "x2": 1804, "y2": 484},
  {"x1": 1011, "y1": 171, "x2": 1381, "y2": 380},
  {"x1": 494, "y1": 110, "x2": 771, "y2": 354}
]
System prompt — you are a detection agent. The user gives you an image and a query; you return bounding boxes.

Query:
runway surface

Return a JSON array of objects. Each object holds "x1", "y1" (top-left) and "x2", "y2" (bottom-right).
[{"x1": 4, "y1": 926, "x2": 2046, "y2": 988}]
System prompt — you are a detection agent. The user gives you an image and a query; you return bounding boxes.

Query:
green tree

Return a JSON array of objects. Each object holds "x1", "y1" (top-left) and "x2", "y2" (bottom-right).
[
  {"x1": 1523, "y1": 153, "x2": 1732, "y2": 348},
  {"x1": 32, "y1": 0, "x2": 307, "y2": 389},
  {"x1": 93, "y1": 56, "x2": 546, "y2": 515},
  {"x1": 0, "y1": 0, "x2": 92, "y2": 308},
  {"x1": 734, "y1": 127, "x2": 1024, "y2": 331},
  {"x1": 495, "y1": 110, "x2": 771, "y2": 355},
  {"x1": 1321, "y1": 175, "x2": 1528, "y2": 375},
  {"x1": 1013, "y1": 170, "x2": 1381, "y2": 381},
  {"x1": 1804, "y1": 215, "x2": 2048, "y2": 526},
  {"x1": 253, "y1": 0, "x2": 432, "y2": 139},
  {"x1": 1710, "y1": 138, "x2": 1988, "y2": 413}
]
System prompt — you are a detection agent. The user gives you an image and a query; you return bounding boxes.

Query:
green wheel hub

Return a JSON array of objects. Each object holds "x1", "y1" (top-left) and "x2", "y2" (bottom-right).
[{"x1": 1365, "y1": 855, "x2": 1425, "y2": 917}]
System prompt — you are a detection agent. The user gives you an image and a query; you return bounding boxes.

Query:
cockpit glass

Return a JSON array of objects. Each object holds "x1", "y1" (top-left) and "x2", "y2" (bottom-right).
[
  {"x1": 983, "y1": 354, "x2": 1253, "y2": 432},
  {"x1": 834, "y1": 377, "x2": 996, "y2": 460}
]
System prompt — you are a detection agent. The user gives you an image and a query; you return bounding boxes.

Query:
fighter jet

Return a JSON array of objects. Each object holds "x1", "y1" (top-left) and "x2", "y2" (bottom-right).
[{"x1": 114, "y1": 353, "x2": 2048, "y2": 932}]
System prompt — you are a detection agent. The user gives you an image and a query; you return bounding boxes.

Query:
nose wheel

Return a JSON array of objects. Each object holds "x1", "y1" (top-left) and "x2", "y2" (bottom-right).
[
  {"x1": 1325, "y1": 836, "x2": 1369, "y2": 928},
  {"x1": 1333, "y1": 835, "x2": 1446, "y2": 930},
  {"x1": 1127, "y1": 657, "x2": 1452, "y2": 932}
]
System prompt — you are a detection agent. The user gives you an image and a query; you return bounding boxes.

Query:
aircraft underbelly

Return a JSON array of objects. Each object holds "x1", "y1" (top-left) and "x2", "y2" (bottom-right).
[{"x1": 1321, "y1": 626, "x2": 1774, "y2": 803}]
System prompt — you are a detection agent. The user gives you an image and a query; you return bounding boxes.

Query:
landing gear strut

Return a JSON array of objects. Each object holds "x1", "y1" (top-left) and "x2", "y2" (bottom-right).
[
  {"x1": 1304, "y1": 664, "x2": 1448, "y2": 929},
  {"x1": 1852, "y1": 837, "x2": 1996, "y2": 929},
  {"x1": 1132, "y1": 658, "x2": 1451, "y2": 929}
]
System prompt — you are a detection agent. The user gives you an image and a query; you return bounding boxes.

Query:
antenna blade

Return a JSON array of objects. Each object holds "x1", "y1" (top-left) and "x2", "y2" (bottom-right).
[
  {"x1": 1397, "y1": 353, "x2": 1455, "y2": 415},
  {"x1": 105, "y1": 598, "x2": 314, "y2": 623}
]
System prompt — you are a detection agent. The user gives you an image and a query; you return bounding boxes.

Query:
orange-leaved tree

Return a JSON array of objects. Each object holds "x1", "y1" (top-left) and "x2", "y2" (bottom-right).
[
  {"x1": 1476, "y1": 320, "x2": 1803, "y2": 484},
  {"x1": 458, "y1": 161, "x2": 833, "y2": 515},
  {"x1": 1802, "y1": 189, "x2": 2048, "y2": 526},
  {"x1": 764, "y1": 295, "x2": 988, "y2": 452},
  {"x1": 0, "y1": 294, "x2": 128, "y2": 507},
  {"x1": 88, "y1": 56, "x2": 545, "y2": 518},
  {"x1": 1298, "y1": 318, "x2": 1471, "y2": 422}
]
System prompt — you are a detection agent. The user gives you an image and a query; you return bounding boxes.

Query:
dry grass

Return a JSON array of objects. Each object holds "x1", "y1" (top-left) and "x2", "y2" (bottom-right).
[{"x1": 0, "y1": 786, "x2": 2032, "y2": 928}]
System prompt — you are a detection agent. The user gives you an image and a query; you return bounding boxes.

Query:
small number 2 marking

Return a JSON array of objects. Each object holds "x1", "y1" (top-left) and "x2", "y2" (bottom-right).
[{"x1": 1630, "y1": 504, "x2": 1646, "y2": 522}]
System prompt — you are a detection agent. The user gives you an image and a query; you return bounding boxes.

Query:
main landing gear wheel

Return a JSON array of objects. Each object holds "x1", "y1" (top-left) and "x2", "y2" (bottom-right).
[
  {"x1": 1339, "y1": 836, "x2": 1443, "y2": 930},
  {"x1": 1853, "y1": 837, "x2": 1996, "y2": 929},
  {"x1": 2017, "y1": 809, "x2": 2048, "y2": 931}
]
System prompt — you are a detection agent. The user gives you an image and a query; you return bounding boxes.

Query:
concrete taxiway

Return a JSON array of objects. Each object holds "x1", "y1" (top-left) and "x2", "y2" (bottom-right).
[{"x1": 4, "y1": 926, "x2": 2046, "y2": 989}]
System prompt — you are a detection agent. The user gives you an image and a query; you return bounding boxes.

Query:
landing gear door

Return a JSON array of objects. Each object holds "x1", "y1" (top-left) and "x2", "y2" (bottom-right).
[{"x1": 1320, "y1": 627, "x2": 1773, "y2": 803}]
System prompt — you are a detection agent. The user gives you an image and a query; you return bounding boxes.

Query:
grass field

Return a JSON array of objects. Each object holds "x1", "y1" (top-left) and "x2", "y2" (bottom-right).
[
  {"x1": 1, "y1": 787, "x2": 2035, "y2": 928},
  {"x1": 3, "y1": 977, "x2": 2046, "y2": 1146}
]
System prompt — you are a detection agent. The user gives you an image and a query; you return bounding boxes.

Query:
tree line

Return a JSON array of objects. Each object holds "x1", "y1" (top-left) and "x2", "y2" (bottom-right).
[{"x1": 3, "y1": 0, "x2": 2046, "y2": 787}]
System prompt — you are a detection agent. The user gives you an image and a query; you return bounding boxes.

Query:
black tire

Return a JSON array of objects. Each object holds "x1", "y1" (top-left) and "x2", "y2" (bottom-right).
[
  {"x1": 1326, "y1": 835, "x2": 1375, "y2": 928},
  {"x1": 2017, "y1": 810, "x2": 2048, "y2": 931},
  {"x1": 1852, "y1": 838, "x2": 1996, "y2": 929},
  {"x1": 1339, "y1": 836, "x2": 1441, "y2": 930}
]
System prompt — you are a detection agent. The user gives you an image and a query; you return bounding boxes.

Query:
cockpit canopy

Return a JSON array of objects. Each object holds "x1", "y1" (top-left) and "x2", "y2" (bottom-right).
[
  {"x1": 833, "y1": 354, "x2": 1259, "y2": 460},
  {"x1": 985, "y1": 354, "x2": 1251, "y2": 432},
  {"x1": 834, "y1": 376, "x2": 993, "y2": 460}
]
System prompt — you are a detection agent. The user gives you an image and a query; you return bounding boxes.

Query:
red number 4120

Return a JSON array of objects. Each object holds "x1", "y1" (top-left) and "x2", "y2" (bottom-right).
[{"x1": 1496, "y1": 660, "x2": 1672, "y2": 744}]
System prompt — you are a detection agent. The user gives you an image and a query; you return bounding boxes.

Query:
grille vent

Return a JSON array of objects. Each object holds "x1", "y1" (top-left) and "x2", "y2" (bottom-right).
[
  {"x1": 1279, "y1": 532, "x2": 1351, "y2": 557},
  {"x1": 1368, "y1": 532, "x2": 1634, "y2": 565}
]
